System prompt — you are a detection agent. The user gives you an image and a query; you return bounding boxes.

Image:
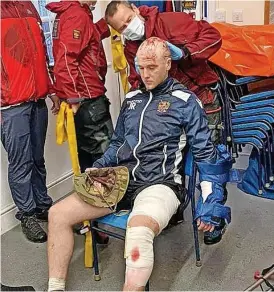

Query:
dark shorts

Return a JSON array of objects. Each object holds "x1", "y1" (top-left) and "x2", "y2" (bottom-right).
[{"x1": 116, "y1": 181, "x2": 186, "y2": 212}]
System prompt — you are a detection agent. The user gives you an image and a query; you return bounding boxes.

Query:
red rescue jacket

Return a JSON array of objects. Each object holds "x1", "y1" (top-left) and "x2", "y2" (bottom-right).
[
  {"x1": 1, "y1": 1, "x2": 53, "y2": 107},
  {"x1": 46, "y1": 1, "x2": 110, "y2": 100},
  {"x1": 124, "y1": 6, "x2": 222, "y2": 104}
]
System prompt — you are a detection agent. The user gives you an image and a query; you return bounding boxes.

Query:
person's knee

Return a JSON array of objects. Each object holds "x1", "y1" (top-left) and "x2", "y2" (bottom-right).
[
  {"x1": 125, "y1": 215, "x2": 156, "y2": 288},
  {"x1": 48, "y1": 203, "x2": 70, "y2": 228}
]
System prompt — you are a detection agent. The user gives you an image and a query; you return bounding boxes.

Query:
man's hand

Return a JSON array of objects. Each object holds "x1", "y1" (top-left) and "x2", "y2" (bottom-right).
[
  {"x1": 71, "y1": 103, "x2": 81, "y2": 114},
  {"x1": 197, "y1": 218, "x2": 215, "y2": 233},
  {"x1": 49, "y1": 94, "x2": 60, "y2": 115},
  {"x1": 166, "y1": 41, "x2": 185, "y2": 60}
]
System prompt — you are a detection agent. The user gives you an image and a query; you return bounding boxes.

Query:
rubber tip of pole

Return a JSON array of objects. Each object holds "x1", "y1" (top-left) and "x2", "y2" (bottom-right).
[{"x1": 94, "y1": 275, "x2": 101, "y2": 281}]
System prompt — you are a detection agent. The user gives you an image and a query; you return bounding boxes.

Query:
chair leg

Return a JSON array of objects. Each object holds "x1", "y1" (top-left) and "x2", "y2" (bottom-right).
[
  {"x1": 189, "y1": 164, "x2": 202, "y2": 267},
  {"x1": 145, "y1": 281, "x2": 149, "y2": 291},
  {"x1": 91, "y1": 223, "x2": 101, "y2": 281}
]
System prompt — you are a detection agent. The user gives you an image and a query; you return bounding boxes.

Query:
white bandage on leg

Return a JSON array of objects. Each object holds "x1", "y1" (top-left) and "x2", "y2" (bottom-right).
[
  {"x1": 125, "y1": 226, "x2": 155, "y2": 288},
  {"x1": 128, "y1": 184, "x2": 180, "y2": 232},
  {"x1": 124, "y1": 184, "x2": 180, "y2": 287}
]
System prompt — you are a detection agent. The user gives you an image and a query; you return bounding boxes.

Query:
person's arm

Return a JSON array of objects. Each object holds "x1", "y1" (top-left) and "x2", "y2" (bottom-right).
[
  {"x1": 94, "y1": 18, "x2": 110, "y2": 40},
  {"x1": 26, "y1": 1, "x2": 59, "y2": 112},
  {"x1": 183, "y1": 20, "x2": 222, "y2": 63},
  {"x1": 178, "y1": 90, "x2": 232, "y2": 229},
  {"x1": 162, "y1": 12, "x2": 222, "y2": 64},
  {"x1": 53, "y1": 14, "x2": 91, "y2": 98},
  {"x1": 93, "y1": 102, "x2": 126, "y2": 168}
]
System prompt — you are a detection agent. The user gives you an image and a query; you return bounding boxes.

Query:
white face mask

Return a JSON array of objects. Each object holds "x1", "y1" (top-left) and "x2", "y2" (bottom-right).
[{"x1": 122, "y1": 15, "x2": 145, "y2": 41}]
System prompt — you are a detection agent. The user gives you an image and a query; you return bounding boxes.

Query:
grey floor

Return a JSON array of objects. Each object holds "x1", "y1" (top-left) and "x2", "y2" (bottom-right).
[{"x1": 1, "y1": 183, "x2": 274, "y2": 291}]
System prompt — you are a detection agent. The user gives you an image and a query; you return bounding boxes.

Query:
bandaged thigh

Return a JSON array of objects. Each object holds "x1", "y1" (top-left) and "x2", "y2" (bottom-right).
[
  {"x1": 125, "y1": 185, "x2": 180, "y2": 287},
  {"x1": 128, "y1": 184, "x2": 180, "y2": 232}
]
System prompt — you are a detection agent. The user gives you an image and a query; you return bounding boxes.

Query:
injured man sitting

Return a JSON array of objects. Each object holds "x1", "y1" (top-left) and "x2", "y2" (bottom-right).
[{"x1": 47, "y1": 37, "x2": 232, "y2": 292}]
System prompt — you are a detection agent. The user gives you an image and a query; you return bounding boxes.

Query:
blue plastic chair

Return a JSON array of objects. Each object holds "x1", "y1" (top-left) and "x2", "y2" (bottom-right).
[{"x1": 89, "y1": 151, "x2": 201, "y2": 289}]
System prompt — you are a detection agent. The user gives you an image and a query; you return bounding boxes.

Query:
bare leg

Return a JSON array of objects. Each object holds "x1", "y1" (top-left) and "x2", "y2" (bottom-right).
[
  {"x1": 48, "y1": 193, "x2": 111, "y2": 280},
  {"x1": 123, "y1": 215, "x2": 159, "y2": 292}
]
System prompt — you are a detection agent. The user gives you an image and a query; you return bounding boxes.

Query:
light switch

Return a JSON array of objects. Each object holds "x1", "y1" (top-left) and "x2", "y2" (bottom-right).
[
  {"x1": 215, "y1": 9, "x2": 226, "y2": 23},
  {"x1": 232, "y1": 9, "x2": 243, "y2": 22}
]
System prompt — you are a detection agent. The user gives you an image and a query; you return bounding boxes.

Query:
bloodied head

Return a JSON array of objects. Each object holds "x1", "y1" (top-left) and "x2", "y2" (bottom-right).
[{"x1": 136, "y1": 37, "x2": 171, "y2": 90}]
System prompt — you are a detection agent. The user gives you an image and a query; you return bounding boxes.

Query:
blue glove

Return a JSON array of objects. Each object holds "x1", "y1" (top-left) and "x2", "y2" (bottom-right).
[
  {"x1": 134, "y1": 57, "x2": 140, "y2": 75},
  {"x1": 166, "y1": 41, "x2": 184, "y2": 60}
]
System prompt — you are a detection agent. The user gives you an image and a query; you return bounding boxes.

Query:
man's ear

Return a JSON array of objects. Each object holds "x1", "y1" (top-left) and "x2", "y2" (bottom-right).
[
  {"x1": 166, "y1": 58, "x2": 172, "y2": 71},
  {"x1": 131, "y1": 4, "x2": 140, "y2": 15}
]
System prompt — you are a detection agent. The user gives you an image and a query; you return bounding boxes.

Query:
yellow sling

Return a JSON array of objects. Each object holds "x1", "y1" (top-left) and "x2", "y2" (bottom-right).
[
  {"x1": 110, "y1": 28, "x2": 129, "y2": 95},
  {"x1": 56, "y1": 102, "x2": 93, "y2": 268}
]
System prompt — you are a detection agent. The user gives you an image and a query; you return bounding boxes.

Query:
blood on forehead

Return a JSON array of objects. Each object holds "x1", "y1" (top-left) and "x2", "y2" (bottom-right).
[{"x1": 137, "y1": 37, "x2": 171, "y2": 62}]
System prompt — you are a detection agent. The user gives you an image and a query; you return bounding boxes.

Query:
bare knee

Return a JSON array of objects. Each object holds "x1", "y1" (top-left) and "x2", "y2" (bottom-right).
[{"x1": 48, "y1": 202, "x2": 71, "y2": 228}]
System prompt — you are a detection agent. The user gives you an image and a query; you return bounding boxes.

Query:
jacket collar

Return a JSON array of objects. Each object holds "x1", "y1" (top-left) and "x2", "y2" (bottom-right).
[{"x1": 149, "y1": 77, "x2": 174, "y2": 95}]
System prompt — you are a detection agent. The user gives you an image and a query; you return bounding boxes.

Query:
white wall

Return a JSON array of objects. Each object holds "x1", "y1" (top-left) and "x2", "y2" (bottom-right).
[
  {"x1": 0, "y1": 1, "x2": 122, "y2": 234},
  {"x1": 214, "y1": 0, "x2": 265, "y2": 25}
]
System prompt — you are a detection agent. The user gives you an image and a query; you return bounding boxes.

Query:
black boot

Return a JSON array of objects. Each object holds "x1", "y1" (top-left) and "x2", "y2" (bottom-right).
[
  {"x1": 1, "y1": 284, "x2": 35, "y2": 291},
  {"x1": 20, "y1": 214, "x2": 47, "y2": 243},
  {"x1": 204, "y1": 219, "x2": 226, "y2": 245}
]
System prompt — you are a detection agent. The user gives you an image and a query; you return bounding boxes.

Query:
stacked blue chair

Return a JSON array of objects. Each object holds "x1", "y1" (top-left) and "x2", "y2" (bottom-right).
[
  {"x1": 89, "y1": 150, "x2": 201, "y2": 290},
  {"x1": 210, "y1": 64, "x2": 274, "y2": 200}
]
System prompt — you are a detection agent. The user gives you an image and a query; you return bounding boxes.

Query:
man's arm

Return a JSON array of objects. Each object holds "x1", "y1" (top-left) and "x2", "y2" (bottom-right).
[
  {"x1": 162, "y1": 12, "x2": 222, "y2": 64},
  {"x1": 53, "y1": 14, "x2": 91, "y2": 98},
  {"x1": 94, "y1": 18, "x2": 110, "y2": 40},
  {"x1": 25, "y1": 2, "x2": 56, "y2": 96},
  {"x1": 93, "y1": 102, "x2": 126, "y2": 168},
  {"x1": 178, "y1": 90, "x2": 231, "y2": 228}
]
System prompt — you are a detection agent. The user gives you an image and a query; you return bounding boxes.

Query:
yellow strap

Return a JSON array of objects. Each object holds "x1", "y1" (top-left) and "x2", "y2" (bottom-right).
[
  {"x1": 120, "y1": 68, "x2": 129, "y2": 94},
  {"x1": 111, "y1": 28, "x2": 130, "y2": 95},
  {"x1": 56, "y1": 102, "x2": 93, "y2": 267},
  {"x1": 84, "y1": 220, "x2": 93, "y2": 268},
  {"x1": 56, "y1": 102, "x2": 67, "y2": 145}
]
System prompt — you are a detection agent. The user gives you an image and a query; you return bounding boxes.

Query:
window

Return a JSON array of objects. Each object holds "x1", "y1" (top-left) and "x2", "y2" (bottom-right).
[{"x1": 32, "y1": 0, "x2": 56, "y2": 65}]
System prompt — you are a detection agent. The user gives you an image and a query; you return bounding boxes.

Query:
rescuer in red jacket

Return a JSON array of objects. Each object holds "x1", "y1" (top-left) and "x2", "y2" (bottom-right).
[
  {"x1": 106, "y1": 1, "x2": 223, "y2": 143},
  {"x1": 46, "y1": 0, "x2": 114, "y2": 173},
  {"x1": 1, "y1": 1, "x2": 60, "y2": 243}
]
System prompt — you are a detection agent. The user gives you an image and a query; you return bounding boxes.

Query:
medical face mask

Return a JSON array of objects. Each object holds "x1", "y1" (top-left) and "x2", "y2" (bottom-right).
[{"x1": 122, "y1": 15, "x2": 145, "y2": 41}]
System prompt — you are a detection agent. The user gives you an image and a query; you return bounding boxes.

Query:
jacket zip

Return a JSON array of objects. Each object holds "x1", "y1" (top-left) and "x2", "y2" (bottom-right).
[
  {"x1": 116, "y1": 140, "x2": 126, "y2": 165},
  {"x1": 132, "y1": 92, "x2": 153, "y2": 181},
  {"x1": 162, "y1": 144, "x2": 167, "y2": 175}
]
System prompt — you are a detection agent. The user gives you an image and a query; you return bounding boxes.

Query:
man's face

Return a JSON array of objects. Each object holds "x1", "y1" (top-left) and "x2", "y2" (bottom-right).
[
  {"x1": 107, "y1": 4, "x2": 140, "y2": 34},
  {"x1": 137, "y1": 54, "x2": 171, "y2": 90}
]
